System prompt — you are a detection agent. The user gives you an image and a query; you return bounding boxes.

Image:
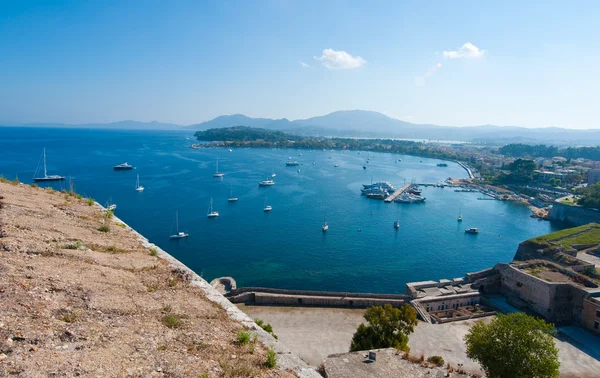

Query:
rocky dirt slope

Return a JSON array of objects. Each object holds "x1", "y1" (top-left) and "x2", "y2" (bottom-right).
[{"x1": 0, "y1": 181, "x2": 297, "y2": 377}]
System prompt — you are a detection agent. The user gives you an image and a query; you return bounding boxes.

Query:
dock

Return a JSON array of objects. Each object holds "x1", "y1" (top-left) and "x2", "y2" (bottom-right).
[{"x1": 384, "y1": 184, "x2": 411, "y2": 202}]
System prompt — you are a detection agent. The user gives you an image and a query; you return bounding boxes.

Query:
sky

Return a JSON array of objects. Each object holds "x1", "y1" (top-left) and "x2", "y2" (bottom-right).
[{"x1": 1, "y1": 0, "x2": 599, "y2": 128}]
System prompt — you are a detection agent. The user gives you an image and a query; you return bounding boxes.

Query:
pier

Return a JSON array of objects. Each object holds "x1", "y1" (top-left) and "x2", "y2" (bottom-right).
[{"x1": 384, "y1": 184, "x2": 411, "y2": 202}]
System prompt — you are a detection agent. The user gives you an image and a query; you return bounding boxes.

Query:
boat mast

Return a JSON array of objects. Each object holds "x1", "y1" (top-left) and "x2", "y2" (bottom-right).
[
  {"x1": 43, "y1": 148, "x2": 47, "y2": 178},
  {"x1": 216, "y1": 158, "x2": 219, "y2": 173},
  {"x1": 176, "y1": 210, "x2": 179, "y2": 233}
]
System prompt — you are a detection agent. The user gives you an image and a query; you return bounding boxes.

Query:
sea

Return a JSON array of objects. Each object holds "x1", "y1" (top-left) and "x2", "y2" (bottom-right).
[{"x1": 0, "y1": 127, "x2": 563, "y2": 293}]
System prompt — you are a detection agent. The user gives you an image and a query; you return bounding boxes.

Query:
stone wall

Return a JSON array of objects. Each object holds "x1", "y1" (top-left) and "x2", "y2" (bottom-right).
[
  {"x1": 227, "y1": 288, "x2": 408, "y2": 308},
  {"x1": 581, "y1": 297, "x2": 600, "y2": 336},
  {"x1": 496, "y1": 264, "x2": 589, "y2": 324},
  {"x1": 549, "y1": 202, "x2": 600, "y2": 226}
]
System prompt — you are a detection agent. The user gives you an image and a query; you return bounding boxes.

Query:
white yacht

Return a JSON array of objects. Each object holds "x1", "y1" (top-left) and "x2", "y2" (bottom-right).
[
  {"x1": 322, "y1": 215, "x2": 328, "y2": 232},
  {"x1": 207, "y1": 198, "x2": 219, "y2": 218},
  {"x1": 135, "y1": 174, "x2": 144, "y2": 192},
  {"x1": 263, "y1": 197, "x2": 272, "y2": 212},
  {"x1": 33, "y1": 148, "x2": 65, "y2": 182},
  {"x1": 169, "y1": 211, "x2": 189, "y2": 239},
  {"x1": 457, "y1": 207, "x2": 463, "y2": 222},
  {"x1": 228, "y1": 186, "x2": 238, "y2": 202},
  {"x1": 213, "y1": 158, "x2": 225, "y2": 177},
  {"x1": 259, "y1": 179, "x2": 275, "y2": 187}
]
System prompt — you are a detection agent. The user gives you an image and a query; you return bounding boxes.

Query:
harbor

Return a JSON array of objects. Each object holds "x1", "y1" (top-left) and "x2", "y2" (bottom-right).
[{"x1": 384, "y1": 184, "x2": 411, "y2": 202}]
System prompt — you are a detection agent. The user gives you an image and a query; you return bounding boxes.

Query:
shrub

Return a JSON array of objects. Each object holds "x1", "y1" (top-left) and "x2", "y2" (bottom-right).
[
  {"x1": 98, "y1": 225, "x2": 110, "y2": 233},
  {"x1": 255, "y1": 318, "x2": 278, "y2": 339},
  {"x1": 237, "y1": 330, "x2": 251, "y2": 345},
  {"x1": 427, "y1": 355, "x2": 445, "y2": 366},
  {"x1": 106, "y1": 210, "x2": 113, "y2": 219},
  {"x1": 87, "y1": 198, "x2": 94, "y2": 206},
  {"x1": 64, "y1": 241, "x2": 85, "y2": 250},
  {"x1": 61, "y1": 189, "x2": 67, "y2": 194},
  {"x1": 60, "y1": 310, "x2": 79, "y2": 323},
  {"x1": 150, "y1": 247, "x2": 158, "y2": 257},
  {"x1": 265, "y1": 346, "x2": 277, "y2": 368},
  {"x1": 162, "y1": 314, "x2": 182, "y2": 329},
  {"x1": 0, "y1": 175, "x2": 8, "y2": 183},
  {"x1": 30, "y1": 183, "x2": 38, "y2": 188},
  {"x1": 350, "y1": 304, "x2": 417, "y2": 352},
  {"x1": 10, "y1": 175, "x2": 19, "y2": 185}
]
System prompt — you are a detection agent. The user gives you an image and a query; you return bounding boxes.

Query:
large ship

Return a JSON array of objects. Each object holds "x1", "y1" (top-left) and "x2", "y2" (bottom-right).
[{"x1": 113, "y1": 162, "x2": 133, "y2": 170}]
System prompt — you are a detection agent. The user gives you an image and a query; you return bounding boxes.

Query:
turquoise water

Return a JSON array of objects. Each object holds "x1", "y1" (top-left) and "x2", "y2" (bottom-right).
[{"x1": 0, "y1": 127, "x2": 562, "y2": 293}]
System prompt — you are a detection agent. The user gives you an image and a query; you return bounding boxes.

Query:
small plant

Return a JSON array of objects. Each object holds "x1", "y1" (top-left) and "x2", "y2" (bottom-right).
[
  {"x1": 255, "y1": 318, "x2": 278, "y2": 339},
  {"x1": 30, "y1": 183, "x2": 38, "y2": 188},
  {"x1": 162, "y1": 313, "x2": 182, "y2": 329},
  {"x1": 162, "y1": 304, "x2": 172, "y2": 313},
  {"x1": 10, "y1": 175, "x2": 20, "y2": 185},
  {"x1": 60, "y1": 310, "x2": 79, "y2": 323},
  {"x1": 105, "y1": 244, "x2": 117, "y2": 253},
  {"x1": 427, "y1": 355, "x2": 445, "y2": 367},
  {"x1": 105, "y1": 210, "x2": 114, "y2": 219},
  {"x1": 61, "y1": 189, "x2": 67, "y2": 194},
  {"x1": 98, "y1": 225, "x2": 110, "y2": 233},
  {"x1": 76, "y1": 194, "x2": 82, "y2": 199},
  {"x1": 248, "y1": 334, "x2": 257, "y2": 354},
  {"x1": 0, "y1": 175, "x2": 8, "y2": 183},
  {"x1": 236, "y1": 330, "x2": 251, "y2": 345},
  {"x1": 147, "y1": 283, "x2": 159, "y2": 292},
  {"x1": 149, "y1": 247, "x2": 158, "y2": 257},
  {"x1": 157, "y1": 344, "x2": 167, "y2": 351},
  {"x1": 87, "y1": 198, "x2": 94, "y2": 206},
  {"x1": 265, "y1": 346, "x2": 277, "y2": 368},
  {"x1": 64, "y1": 241, "x2": 85, "y2": 250}
]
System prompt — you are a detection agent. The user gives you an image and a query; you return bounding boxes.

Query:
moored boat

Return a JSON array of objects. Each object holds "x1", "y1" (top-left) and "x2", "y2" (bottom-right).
[{"x1": 113, "y1": 162, "x2": 133, "y2": 170}]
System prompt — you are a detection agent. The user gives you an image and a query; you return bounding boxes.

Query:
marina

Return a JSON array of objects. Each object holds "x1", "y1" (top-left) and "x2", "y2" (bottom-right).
[{"x1": 384, "y1": 183, "x2": 411, "y2": 202}]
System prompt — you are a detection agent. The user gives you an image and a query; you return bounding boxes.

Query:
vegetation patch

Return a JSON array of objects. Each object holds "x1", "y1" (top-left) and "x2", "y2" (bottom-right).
[
  {"x1": 427, "y1": 355, "x2": 445, "y2": 367},
  {"x1": 255, "y1": 318, "x2": 278, "y2": 339},
  {"x1": 97, "y1": 225, "x2": 110, "y2": 233},
  {"x1": 530, "y1": 223, "x2": 600, "y2": 248},
  {"x1": 236, "y1": 330, "x2": 251, "y2": 345},
  {"x1": 162, "y1": 313, "x2": 183, "y2": 329},
  {"x1": 265, "y1": 346, "x2": 277, "y2": 368},
  {"x1": 149, "y1": 247, "x2": 158, "y2": 256}
]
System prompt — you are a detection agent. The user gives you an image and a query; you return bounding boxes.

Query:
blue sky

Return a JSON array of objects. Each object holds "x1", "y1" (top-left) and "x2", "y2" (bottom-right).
[{"x1": 1, "y1": 0, "x2": 599, "y2": 128}]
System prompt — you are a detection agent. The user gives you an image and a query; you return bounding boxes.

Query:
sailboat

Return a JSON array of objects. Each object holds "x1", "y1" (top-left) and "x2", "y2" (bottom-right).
[
  {"x1": 105, "y1": 197, "x2": 117, "y2": 212},
  {"x1": 169, "y1": 210, "x2": 189, "y2": 239},
  {"x1": 207, "y1": 198, "x2": 219, "y2": 218},
  {"x1": 322, "y1": 214, "x2": 329, "y2": 232},
  {"x1": 135, "y1": 174, "x2": 144, "y2": 192},
  {"x1": 457, "y1": 207, "x2": 463, "y2": 222},
  {"x1": 263, "y1": 196, "x2": 272, "y2": 212},
  {"x1": 394, "y1": 207, "x2": 400, "y2": 229},
  {"x1": 271, "y1": 166, "x2": 276, "y2": 178},
  {"x1": 213, "y1": 158, "x2": 225, "y2": 177},
  {"x1": 33, "y1": 148, "x2": 65, "y2": 182},
  {"x1": 228, "y1": 185, "x2": 238, "y2": 202}
]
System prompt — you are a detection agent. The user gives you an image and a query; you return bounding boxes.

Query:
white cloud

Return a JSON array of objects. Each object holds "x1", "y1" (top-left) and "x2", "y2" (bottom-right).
[
  {"x1": 300, "y1": 61, "x2": 310, "y2": 68},
  {"x1": 314, "y1": 48, "x2": 366, "y2": 70},
  {"x1": 443, "y1": 42, "x2": 485, "y2": 59}
]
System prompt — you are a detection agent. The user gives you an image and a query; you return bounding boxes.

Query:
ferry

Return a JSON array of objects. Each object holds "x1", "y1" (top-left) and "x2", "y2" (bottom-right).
[
  {"x1": 286, "y1": 161, "x2": 300, "y2": 166},
  {"x1": 113, "y1": 162, "x2": 134, "y2": 170},
  {"x1": 465, "y1": 228, "x2": 479, "y2": 234},
  {"x1": 258, "y1": 179, "x2": 275, "y2": 187}
]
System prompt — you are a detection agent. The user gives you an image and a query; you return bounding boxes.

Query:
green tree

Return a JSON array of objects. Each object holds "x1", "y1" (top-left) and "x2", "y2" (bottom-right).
[
  {"x1": 349, "y1": 304, "x2": 417, "y2": 352},
  {"x1": 507, "y1": 159, "x2": 537, "y2": 182},
  {"x1": 464, "y1": 313, "x2": 559, "y2": 378},
  {"x1": 578, "y1": 182, "x2": 600, "y2": 209}
]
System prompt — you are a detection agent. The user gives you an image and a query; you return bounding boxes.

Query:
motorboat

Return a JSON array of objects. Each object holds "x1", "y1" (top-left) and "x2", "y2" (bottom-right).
[
  {"x1": 113, "y1": 162, "x2": 133, "y2": 170},
  {"x1": 465, "y1": 228, "x2": 479, "y2": 234}
]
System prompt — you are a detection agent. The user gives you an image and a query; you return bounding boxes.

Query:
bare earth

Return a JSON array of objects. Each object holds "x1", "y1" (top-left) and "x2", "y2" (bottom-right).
[
  {"x1": 0, "y1": 182, "x2": 296, "y2": 378},
  {"x1": 240, "y1": 305, "x2": 600, "y2": 377}
]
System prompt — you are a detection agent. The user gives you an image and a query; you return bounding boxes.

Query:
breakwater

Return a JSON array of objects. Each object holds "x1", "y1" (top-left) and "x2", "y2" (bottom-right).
[{"x1": 227, "y1": 287, "x2": 409, "y2": 308}]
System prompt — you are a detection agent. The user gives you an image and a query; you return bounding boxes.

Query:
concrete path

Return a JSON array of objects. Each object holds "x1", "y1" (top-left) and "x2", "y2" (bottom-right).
[{"x1": 238, "y1": 305, "x2": 600, "y2": 376}]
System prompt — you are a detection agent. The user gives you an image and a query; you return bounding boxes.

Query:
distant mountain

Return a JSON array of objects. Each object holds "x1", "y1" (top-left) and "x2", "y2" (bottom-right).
[
  {"x1": 4, "y1": 120, "x2": 183, "y2": 130},
  {"x1": 187, "y1": 110, "x2": 600, "y2": 146}
]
